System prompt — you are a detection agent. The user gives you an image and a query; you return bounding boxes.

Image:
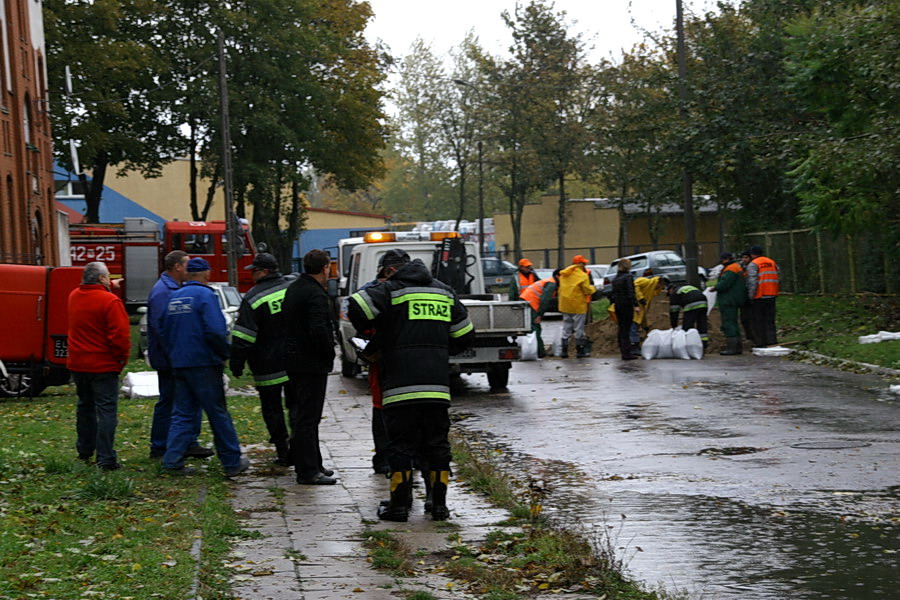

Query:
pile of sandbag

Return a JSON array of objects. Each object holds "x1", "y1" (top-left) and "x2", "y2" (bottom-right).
[
  {"x1": 120, "y1": 371, "x2": 160, "y2": 398},
  {"x1": 641, "y1": 328, "x2": 704, "y2": 360}
]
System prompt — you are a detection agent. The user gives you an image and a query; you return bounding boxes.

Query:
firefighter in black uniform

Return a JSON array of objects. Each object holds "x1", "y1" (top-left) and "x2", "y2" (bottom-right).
[
  {"x1": 230, "y1": 253, "x2": 295, "y2": 465},
  {"x1": 348, "y1": 249, "x2": 475, "y2": 522},
  {"x1": 667, "y1": 283, "x2": 710, "y2": 351}
]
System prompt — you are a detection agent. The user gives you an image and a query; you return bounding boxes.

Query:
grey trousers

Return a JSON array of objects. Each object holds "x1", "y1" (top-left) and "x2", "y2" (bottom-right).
[{"x1": 561, "y1": 312, "x2": 587, "y2": 340}]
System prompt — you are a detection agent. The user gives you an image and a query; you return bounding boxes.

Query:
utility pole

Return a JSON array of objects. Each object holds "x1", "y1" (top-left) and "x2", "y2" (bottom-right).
[
  {"x1": 217, "y1": 30, "x2": 238, "y2": 286},
  {"x1": 477, "y1": 139, "x2": 484, "y2": 255},
  {"x1": 677, "y1": 0, "x2": 700, "y2": 285}
]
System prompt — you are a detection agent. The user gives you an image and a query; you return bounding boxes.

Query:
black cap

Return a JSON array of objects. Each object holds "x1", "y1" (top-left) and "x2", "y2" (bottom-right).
[
  {"x1": 741, "y1": 248, "x2": 752, "y2": 257},
  {"x1": 245, "y1": 252, "x2": 279, "y2": 271},
  {"x1": 720, "y1": 252, "x2": 733, "y2": 261},
  {"x1": 378, "y1": 249, "x2": 411, "y2": 273},
  {"x1": 749, "y1": 245, "x2": 764, "y2": 256}
]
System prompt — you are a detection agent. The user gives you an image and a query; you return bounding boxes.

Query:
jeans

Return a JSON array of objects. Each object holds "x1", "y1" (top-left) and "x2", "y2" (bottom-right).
[
  {"x1": 73, "y1": 371, "x2": 120, "y2": 467},
  {"x1": 287, "y1": 371, "x2": 328, "y2": 479},
  {"x1": 163, "y1": 366, "x2": 242, "y2": 471}
]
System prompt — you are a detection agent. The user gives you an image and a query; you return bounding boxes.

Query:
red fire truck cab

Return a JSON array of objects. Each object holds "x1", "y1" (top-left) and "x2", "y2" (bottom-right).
[
  {"x1": 0, "y1": 265, "x2": 84, "y2": 397},
  {"x1": 68, "y1": 218, "x2": 257, "y2": 309}
]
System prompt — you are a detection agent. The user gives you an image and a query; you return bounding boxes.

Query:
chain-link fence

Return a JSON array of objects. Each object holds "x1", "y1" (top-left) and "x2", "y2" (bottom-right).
[{"x1": 729, "y1": 228, "x2": 898, "y2": 294}]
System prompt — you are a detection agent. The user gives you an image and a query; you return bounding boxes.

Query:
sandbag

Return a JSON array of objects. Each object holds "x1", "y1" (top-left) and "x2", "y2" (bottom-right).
[
  {"x1": 518, "y1": 332, "x2": 539, "y2": 361},
  {"x1": 703, "y1": 288, "x2": 717, "y2": 315},
  {"x1": 672, "y1": 328, "x2": 690, "y2": 359},
  {"x1": 551, "y1": 328, "x2": 564, "y2": 357},
  {"x1": 655, "y1": 328, "x2": 675, "y2": 359},
  {"x1": 641, "y1": 329, "x2": 662, "y2": 359},
  {"x1": 120, "y1": 371, "x2": 159, "y2": 398},
  {"x1": 685, "y1": 328, "x2": 704, "y2": 359}
]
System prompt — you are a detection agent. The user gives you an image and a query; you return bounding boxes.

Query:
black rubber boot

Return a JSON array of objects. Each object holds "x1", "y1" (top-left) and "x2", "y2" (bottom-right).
[
  {"x1": 720, "y1": 337, "x2": 743, "y2": 355},
  {"x1": 422, "y1": 470, "x2": 433, "y2": 514},
  {"x1": 377, "y1": 471, "x2": 412, "y2": 522},
  {"x1": 274, "y1": 441, "x2": 291, "y2": 467},
  {"x1": 430, "y1": 470, "x2": 451, "y2": 521},
  {"x1": 560, "y1": 338, "x2": 569, "y2": 358},
  {"x1": 576, "y1": 338, "x2": 591, "y2": 358}
]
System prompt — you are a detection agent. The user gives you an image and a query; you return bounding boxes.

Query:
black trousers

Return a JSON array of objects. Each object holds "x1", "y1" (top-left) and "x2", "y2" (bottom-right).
[
  {"x1": 382, "y1": 403, "x2": 450, "y2": 472},
  {"x1": 258, "y1": 382, "x2": 293, "y2": 448},
  {"x1": 749, "y1": 297, "x2": 778, "y2": 347},
  {"x1": 287, "y1": 371, "x2": 328, "y2": 478},
  {"x1": 614, "y1": 302, "x2": 634, "y2": 357},
  {"x1": 372, "y1": 406, "x2": 390, "y2": 470},
  {"x1": 683, "y1": 309, "x2": 709, "y2": 341}
]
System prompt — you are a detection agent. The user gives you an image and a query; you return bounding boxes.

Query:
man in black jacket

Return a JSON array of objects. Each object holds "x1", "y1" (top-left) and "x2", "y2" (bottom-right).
[
  {"x1": 230, "y1": 253, "x2": 295, "y2": 465},
  {"x1": 348, "y1": 249, "x2": 475, "y2": 522},
  {"x1": 283, "y1": 249, "x2": 337, "y2": 485}
]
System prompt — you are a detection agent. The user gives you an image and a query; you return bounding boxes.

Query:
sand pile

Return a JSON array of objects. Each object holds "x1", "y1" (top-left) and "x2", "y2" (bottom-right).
[{"x1": 585, "y1": 297, "x2": 726, "y2": 356}]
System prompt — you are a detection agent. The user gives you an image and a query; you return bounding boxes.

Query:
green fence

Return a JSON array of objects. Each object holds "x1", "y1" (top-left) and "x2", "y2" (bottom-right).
[{"x1": 729, "y1": 228, "x2": 898, "y2": 294}]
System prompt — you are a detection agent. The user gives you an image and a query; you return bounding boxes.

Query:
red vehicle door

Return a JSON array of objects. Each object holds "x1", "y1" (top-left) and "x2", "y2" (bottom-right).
[
  {"x1": 164, "y1": 221, "x2": 256, "y2": 292},
  {"x1": 0, "y1": 265, "x2": 48, "y2": 362}
]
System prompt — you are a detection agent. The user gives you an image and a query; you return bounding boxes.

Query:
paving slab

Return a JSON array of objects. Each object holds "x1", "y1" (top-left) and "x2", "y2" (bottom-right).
[{"x1": 227, "y1": 375, "x2": 499, "y2": 600}]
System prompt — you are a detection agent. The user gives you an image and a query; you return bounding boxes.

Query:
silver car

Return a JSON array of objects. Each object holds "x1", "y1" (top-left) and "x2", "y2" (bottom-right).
[{"x1": 600, "y1": 251, "x2": 706, "y2": 296}]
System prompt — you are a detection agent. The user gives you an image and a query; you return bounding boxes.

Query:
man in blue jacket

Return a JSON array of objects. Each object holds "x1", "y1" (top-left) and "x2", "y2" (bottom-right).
[
  {"x1": 161, "y1": 257, "x2": 248, "y2": 477},
  {"x1": 146, "y1": 250, "x2": 212, "y2": 460}
]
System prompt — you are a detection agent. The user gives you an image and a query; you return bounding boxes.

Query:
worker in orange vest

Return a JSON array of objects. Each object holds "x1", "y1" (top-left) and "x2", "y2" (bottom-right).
[
  {"x1": 519, "y1": 270, "x2": 560, "y2": 358},
  {"x1": 508, "y1": 258, "x2": 538, "y2": 300},
  {"x1": 746, "y1": 245, "x2": 780, "y2": 347}
]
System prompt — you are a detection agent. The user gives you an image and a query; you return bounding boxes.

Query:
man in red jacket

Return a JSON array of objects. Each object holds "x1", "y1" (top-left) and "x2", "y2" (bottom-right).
[{"x1": 67, "y1": 261, "x2": 131, "y2": 470}]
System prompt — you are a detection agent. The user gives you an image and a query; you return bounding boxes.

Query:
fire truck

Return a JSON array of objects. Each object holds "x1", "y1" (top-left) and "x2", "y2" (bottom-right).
[
  {"x1": 0, "y1": 265, "x2": 83, "y2": 397},
  {"x1": 68, "y1": 218, "x2": 257, "y2": 308}
]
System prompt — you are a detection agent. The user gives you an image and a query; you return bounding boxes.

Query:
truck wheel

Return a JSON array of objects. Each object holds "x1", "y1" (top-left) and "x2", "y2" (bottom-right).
[
  {"x1": 0, "y1": 373, "x2": 45, "y2": 398},
  {"x1": 341, "y1": 357, "x2": 360, "y2": 378},
  {"x1": 486, "y1": 364, "x2": 509, "y2": 391}
]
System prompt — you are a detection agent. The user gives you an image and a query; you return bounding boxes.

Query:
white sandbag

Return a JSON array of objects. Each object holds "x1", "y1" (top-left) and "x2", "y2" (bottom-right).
[
  {"x1": 641, "y1": 329, "x2": 661, "y2": 359},
  {"x1": 518, "y1": 332, "x2": 539, "y2": 361},
  {"x1": 551, "y1": 328, "x2": 564, "y2": 357},
  {"x1": 751, "y1": 346, "x2": 792, "y2": 357},
  {"x1": 120, "y1": 370, "x2": 159, "y2": 398},
  {"x1": 703, "y1": 288, "x2": 717, "y2": 315},
  {"x1": 671, "y1": 328, "x2": 690, "y2": 359},
  {"x1": 889, "y1": 385, "x2": 900, "y2": 395},
  {"x1": 655, "y1": 328, "x2": 675, "y2": 359},
  {"x1": 685, "y1": 328, "x2": 704, "y2": 359},
  {"x1": 858, "y1": 331, "x2": 900, "y2": 344}
]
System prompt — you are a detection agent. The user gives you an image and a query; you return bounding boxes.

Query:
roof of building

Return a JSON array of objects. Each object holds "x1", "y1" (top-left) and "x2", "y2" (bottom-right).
[
  {"x1": 54, "y1": 163, "x2": 166, "y2": 226},
  {"x1": 307, "y1": 206, "x2": 390, "y2": 220},
  {"x1": 577, "y1": 196, "x2": 740, "y2": 214}
]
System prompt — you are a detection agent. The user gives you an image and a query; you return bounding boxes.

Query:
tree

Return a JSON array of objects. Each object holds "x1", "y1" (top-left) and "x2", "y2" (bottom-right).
[
  {"x1": 784, "y1": 2, "x2": 899, "y2": 236},
  {"x1": 45, "y1": 0, "x2": 185, "y2": 222},
  {"x1": 501, "y1": 0, "x2": 603, "y2": 267}
]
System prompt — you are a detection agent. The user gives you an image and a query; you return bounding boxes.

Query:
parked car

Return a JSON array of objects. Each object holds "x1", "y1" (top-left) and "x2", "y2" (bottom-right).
[
  {"x1": 599, "y1": 251, "x2": 706, "y2": 296},
  {"x1": 586, "y1": 264, "x2": 609, "y2": 290},
  {"x1": 481, "y1": 257, "x2": 517, "y2": 294},
  {"x1": 137, "y1": 282, "x2": 242, "y2": 359}
]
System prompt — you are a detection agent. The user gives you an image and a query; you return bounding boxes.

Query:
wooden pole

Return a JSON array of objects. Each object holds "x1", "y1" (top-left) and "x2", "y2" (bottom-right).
[
  {"x1": 217, "y1": 30, "x2": 238, "y2": 286},
  {"x1": 816, "y1": 230, "x2": 825, "y2": 294}
]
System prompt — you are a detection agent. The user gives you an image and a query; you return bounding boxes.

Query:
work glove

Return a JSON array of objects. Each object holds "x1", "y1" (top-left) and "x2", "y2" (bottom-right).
[{"x1": 229, "y1": 359, "x2": 244, "y2": 378}]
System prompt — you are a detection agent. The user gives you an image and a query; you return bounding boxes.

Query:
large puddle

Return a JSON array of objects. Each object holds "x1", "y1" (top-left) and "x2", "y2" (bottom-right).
[{"x1": 455, "y1": 424, "x2": 899, "y2": 600}]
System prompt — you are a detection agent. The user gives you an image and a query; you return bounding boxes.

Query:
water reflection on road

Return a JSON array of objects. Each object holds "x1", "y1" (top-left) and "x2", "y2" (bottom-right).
[{"x1": 450, "y1": 356, "x2": 900, "y2": 599}]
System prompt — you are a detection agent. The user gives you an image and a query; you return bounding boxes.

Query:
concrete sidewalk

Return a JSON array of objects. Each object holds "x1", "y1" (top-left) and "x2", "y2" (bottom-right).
[{"x1": 227, "y1": 374, "x2": 510, "y2": 600}]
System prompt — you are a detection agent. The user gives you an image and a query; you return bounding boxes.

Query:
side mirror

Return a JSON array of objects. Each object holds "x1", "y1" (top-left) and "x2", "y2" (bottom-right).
[
  {"x1": 327, "y1": 278, "x2": 339, "y2": 298},
  {"x1": 256, "y1": 242, "x2": 268, "y2": 253}
]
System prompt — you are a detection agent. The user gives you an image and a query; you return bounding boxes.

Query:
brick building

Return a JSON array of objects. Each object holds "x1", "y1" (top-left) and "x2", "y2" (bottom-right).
[{"x1": 0, "y1": 0, "x2": 56, "y2": 265}]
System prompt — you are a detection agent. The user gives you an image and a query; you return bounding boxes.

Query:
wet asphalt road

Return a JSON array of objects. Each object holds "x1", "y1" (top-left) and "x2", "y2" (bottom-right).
[{"x1": 446, "y1": 354, "x2": 899, "y2": 600}]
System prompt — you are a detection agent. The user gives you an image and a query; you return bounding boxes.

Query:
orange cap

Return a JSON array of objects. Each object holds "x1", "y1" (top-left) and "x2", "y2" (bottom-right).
[
  {"x1": 518, "y1": 258, "x2": 533, "y2": 267},
  {"x1": 572, "y1": 255, "x2": 588, "y2": 264}
]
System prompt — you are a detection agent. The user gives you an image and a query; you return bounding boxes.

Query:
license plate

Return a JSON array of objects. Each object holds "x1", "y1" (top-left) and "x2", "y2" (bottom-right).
[
  {"x1": 457, "y1": 348, "x2": 476, "y2": 358},
  {"x1": 53, "y1": 337, "x2": 69, "y2": 359},
  {"x1": 495, "y1": 277, "x2": 504, "y2": 283}
]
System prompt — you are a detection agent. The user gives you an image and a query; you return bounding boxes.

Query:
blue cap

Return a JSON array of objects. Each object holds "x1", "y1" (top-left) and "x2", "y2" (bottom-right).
[{"x1": 187, "y1": 257, "x2": 211, "y2": 272}]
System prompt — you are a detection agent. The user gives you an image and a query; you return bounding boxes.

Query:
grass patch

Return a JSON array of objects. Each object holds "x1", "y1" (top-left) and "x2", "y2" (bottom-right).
[
  {"x1": 449, "y1": 433, "x2": 666, "y2": 600},
  {"x1": 778, "y1": 294, "x2": 899, "y2": 370},
  {"x1": 362, "y1": 528, "x2": 414, "y2": 576},
  {"x1": 0, "y1": 325, "x2": 279, "y2": 600}
]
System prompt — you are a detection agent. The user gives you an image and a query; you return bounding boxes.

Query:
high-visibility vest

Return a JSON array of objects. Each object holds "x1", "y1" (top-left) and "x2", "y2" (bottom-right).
[
  {"x1": 517, "y1": 271, "x2": 537, "y2": 289},
  {"x1": 751, "y1": 256, "x2": 780, "y2": 298},
  {"x1": 724, "y1": 262, "x2": 743, "y2": 278},
  {"x1": 520, "y1": 277, "x2": 553, "y2": 312}
]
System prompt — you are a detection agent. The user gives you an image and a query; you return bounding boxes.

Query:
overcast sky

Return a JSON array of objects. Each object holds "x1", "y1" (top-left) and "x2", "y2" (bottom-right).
[{"x1": 364, "y1": 0, "x2": 726, "y2": 66}]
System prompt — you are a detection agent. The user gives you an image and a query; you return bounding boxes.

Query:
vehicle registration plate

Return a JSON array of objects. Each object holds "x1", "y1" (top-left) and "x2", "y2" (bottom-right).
[
  {"x1": 53, "y1": 336, "x2": 68, "y2": 359},
  {"x1": 457, "y1": 348, "x2": 476, "y2": 358}
]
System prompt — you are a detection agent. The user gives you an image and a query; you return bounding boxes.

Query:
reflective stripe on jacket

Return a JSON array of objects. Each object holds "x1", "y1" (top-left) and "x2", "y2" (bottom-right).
[
  {"x1": 520, "y1": 277, "x2": 553, "y2": 312},
  {"x1": 231, "y1": 272, "x2": 293, "y2": 386}
]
